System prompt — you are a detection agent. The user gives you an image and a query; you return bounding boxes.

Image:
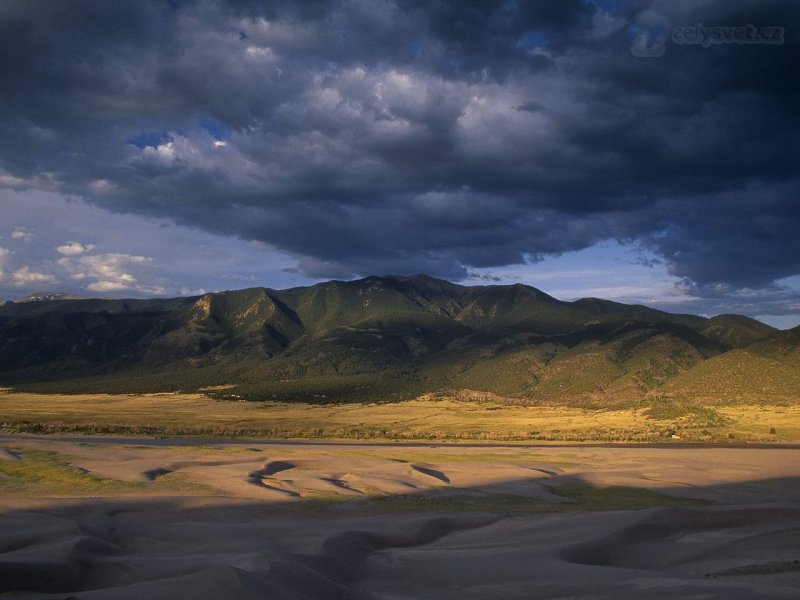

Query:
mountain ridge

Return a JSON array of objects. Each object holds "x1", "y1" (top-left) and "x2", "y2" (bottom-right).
[{"x1": 0, "y1": 275, "x2": 794, "y2": 404}]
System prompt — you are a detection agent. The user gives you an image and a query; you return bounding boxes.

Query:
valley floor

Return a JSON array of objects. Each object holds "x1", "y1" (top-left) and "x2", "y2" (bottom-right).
[
  {"x1": 1, "y1": 437, "x2": 800, "y2": 598},
  {"x1": 2, "y1": 390, "x2": 800, "y2": 442}
]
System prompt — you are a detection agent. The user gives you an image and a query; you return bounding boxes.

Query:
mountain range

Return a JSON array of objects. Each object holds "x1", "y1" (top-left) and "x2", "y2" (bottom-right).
[{"x1": 1, "y1": 275, "x2": 798, "y2": 404}]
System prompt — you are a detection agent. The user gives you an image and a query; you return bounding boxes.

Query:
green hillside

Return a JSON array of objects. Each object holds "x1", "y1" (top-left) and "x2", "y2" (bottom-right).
[
  {"x1": 0, "y1": 275, "x2": 794, "y2": 404},
  {"x1": 661, "y1": 325, "x2": 800, "y2": 402},
  {"x1": 700, "y1": 314, "x2": 779, "y2": 349},
  {"x1": 746, "y1": 326, "x2": 800, "y2": 365},
  {"x1": 662, "y1": 349, "x2": 800, "y2": 402}
]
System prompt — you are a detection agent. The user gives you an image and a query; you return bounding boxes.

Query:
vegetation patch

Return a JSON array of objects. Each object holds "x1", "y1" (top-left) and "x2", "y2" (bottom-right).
[
  {"x1": 0, "y1": 448, "x2": 220, "y2": 496},
  {"x1": 550, "y1": 482, "x2": 712, "y2": 511},
  {"x1": 0, "y1": 448, "x2": 147, "y2": 495}
]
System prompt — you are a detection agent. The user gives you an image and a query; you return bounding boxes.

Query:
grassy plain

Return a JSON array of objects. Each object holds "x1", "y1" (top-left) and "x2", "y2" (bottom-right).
[
  {"x1": 1, "y1": 389, "x2": 799, "y2": 442},
  {"x1": 0, "y1": 447, "x2": 217, "y2": 496}
]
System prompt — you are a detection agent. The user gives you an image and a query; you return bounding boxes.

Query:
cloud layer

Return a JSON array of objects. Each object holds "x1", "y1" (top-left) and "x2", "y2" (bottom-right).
[{"x1": 1, "y1": 0, "x2": 798, "y2": 308}]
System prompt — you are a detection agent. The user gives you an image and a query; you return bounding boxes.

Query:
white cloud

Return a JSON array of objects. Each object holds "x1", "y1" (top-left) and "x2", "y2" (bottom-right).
[
  {"x1": 244, "y1": 45, "x2": 277, "y2": 61},
  {"x1": 180, "y1": 286, "x2": 207, "y2": 296},
  {"x1": 11, "y1": 227, "x2": 32, "y2": 241},
  {"x1": 86, "y1": 280, "x2": 132, "y2": 292},
  {"x1": 0, "y1": 189, "x2": 313, "y2": 299},
  {"x1": 58, "y1": 253, "x2": 149, "y2": 282},
  {"x1": 86, "y1": 279, "x2": 167, "y2": 295},
  {"x1": 56, "y1": 241, "x2": 96, "y2": 256},
  {"x1": 89, "y1": 179, "x2": 115, "y2": 194},
  {"x1": 142, "y1": 140, "x2": 177, "y2": 165},
  {"x1": 56, "y1": 252, "x2": 165, "y2": 294},
  {"x1": 0, "y1": 174, "x2": 29, "y2": 187},
  {"x1": 12, "y1": 265, "x2": 57, "y2": 286}
]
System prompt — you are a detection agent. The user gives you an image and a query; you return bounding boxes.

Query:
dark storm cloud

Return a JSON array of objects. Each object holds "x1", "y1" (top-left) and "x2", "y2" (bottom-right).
[{"x1": 0, "y1": 0, "x2": 798, "y2": 299}]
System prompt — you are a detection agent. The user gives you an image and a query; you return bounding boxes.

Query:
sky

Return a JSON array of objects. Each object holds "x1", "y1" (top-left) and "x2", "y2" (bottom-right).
[{"x1": 1, "y1": 0, "x2": 798, "y2": 328}]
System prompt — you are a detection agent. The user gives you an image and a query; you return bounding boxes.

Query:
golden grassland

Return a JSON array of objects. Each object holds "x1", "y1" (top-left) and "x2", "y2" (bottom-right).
[{"x1": 1, "y1": 389, "x2": 799, "y2": 442}]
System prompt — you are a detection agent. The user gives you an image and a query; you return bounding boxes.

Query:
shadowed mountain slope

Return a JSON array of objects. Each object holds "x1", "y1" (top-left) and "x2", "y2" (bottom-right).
[{"x1": 0, "y1": 275, "x2": 790, "y2": 403}]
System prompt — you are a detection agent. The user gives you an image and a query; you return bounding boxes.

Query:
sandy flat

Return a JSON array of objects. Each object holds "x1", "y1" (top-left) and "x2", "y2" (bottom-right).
[{"x1": 1, "y1": 437, "x2": 799, "y2": 598}]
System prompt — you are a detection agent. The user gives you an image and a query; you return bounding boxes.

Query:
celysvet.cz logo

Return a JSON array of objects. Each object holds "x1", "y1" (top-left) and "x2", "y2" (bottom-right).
[{"x1": 629, "y1": 10, "x2": 785, "y2": 57}]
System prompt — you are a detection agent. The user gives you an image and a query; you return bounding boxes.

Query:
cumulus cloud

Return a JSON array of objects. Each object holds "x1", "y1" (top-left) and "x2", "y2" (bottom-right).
[
  {"x1": 56, "y1": 241, "x2": 96, "y2": 256},
  {"x1": 57, "y1": 252, "x2": 164, "y2": 294},
  {"x1": 0, "y1": 0, "x2": 797, "y2": 304},
  {"x1": 86, "y1": 280, "x2": 135, "y2": 293},
  {"x1": 11, "y1": 228, "x2": 32, "y2": 241},
  {"x1": 11, "y1": 265, "x2": 57, "y2": 286}
]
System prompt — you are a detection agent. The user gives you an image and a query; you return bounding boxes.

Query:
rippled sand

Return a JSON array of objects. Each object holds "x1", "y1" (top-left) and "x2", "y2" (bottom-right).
[{"x1": 1, "y1": 436, "x2": 799, "y2": 598}]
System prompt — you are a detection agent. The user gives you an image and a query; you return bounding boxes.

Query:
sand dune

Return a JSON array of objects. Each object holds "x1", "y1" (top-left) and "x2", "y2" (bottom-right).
[
  {"x1": 1, "y1": 438, "x2": 800, "y2": 598},
  {"x1": 361, "y1": 506, "x2": 800, "y2": 599},
  {"x1": 1, "y1": 501, "x2": 798, "y2": 599}
]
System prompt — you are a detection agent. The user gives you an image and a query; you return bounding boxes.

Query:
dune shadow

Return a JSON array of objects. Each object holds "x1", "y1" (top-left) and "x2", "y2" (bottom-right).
[
  {"x1": 321, "y1": 477, "x2": 364, "y2": 495},
  {"x1": 260, "y1": 460, "x2": 297, "y2": 476},
  {"x1": 143, "y1": 467, "x2": 172, "y2": 481},
  {"x1": 410, "y1": 464, "x2": 450, "y2": 483}
]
